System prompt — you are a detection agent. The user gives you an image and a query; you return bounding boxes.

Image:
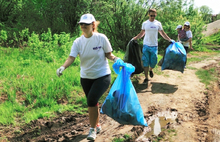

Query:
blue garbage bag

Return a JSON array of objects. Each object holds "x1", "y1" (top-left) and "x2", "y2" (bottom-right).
[
  {"x1": 100, "y1": 59, "x2": 148, "y2": 126},
  {"x1": 162, "y1": 42, "x2": 186, "y2": 73}
]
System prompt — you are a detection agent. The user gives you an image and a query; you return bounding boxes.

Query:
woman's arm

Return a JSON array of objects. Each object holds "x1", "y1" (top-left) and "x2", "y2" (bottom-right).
[
  {"x1": 188, "y1": 38, "x2": 193, "y2": 50},
  {"x1": 62, "y1": 56, "x2": 76, "y2": 68},
  {"x1": 105, "y1": 52, "x2": 118, "y2": 62}
]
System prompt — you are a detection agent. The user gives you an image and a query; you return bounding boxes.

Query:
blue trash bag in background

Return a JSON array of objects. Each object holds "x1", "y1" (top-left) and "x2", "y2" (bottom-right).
[
  {"x1": 162, "y1": 42, "x2": 186, "y2": 73},
  {"x1": 100, "y1": 59, "x2": 148, "y2": 127}
]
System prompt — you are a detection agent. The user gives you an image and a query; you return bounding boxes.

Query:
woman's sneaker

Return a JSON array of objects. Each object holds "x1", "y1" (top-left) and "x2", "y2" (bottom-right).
[
  {"x1": 87, "y1": 128, "x2": 96, "y2": 140},
  {"x1": 96, "y1": 124, "x2": 102, "y2": 133}
]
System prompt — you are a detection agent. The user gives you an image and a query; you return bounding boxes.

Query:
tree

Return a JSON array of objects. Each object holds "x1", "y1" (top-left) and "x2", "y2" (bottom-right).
[
  {"x1": 89, "y1": 0, "x2": 155, "y2": 50},
  {"x1": 199, "y1": 5, "x2": 213, "y2": 23},
  {"x1": 0, "y1": 0, "x2": 21, "y2": 27}
]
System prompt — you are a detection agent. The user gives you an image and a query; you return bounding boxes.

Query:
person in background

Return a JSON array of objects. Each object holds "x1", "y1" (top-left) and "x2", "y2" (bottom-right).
[
  {"x1": 56, "y1": 13, "x2": 120, "y2": 140},
  {"x1": 181, "y1": 21, "x2": 193, "y2": 66},
  {"x1": 176, "y1": 25, "x2": 189, "y2": 42},
  {"x1": 181, "y1": 21, "x2": 193, "y2": 52},
  {"x1": 133, "y1": 9, "x2": 173, "y2": 84}
]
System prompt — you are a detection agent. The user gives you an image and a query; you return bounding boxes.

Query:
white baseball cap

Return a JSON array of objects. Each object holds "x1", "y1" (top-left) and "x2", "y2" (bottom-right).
[
  {"x1": 78, "y1": 13, "x2": 96, "y2": 24},
  {"x1": 175, "y1": 25, "x2": 182, "y2": 30},
  {"x1": 184, "y1": 21, "x2": 190, "y2": 26}
]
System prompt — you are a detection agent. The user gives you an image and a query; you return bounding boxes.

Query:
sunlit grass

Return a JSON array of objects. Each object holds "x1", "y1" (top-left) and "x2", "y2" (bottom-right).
[
  {"x1": 23, "y1": 104, "x2": 87, "y2": 123},
  {"x1": 112, "y1": 134, "x2": 131, "y2": 142},
  {"x1": 187, "y1": 51, "x2": 220, "y2": 64},
  {"x1": 0, "y1": 47, "x2": 123, "y2": 125},
  {"x1": 195, "y1": 67, "x2": 218, "y2": 87},
  {"x1": 187, "y1": 56, "x2": 209, "y2": 63}
]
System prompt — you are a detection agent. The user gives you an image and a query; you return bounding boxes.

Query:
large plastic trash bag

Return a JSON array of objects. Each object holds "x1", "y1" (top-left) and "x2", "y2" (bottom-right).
[
  {"x1": 123, "y1": 40, "x2": 143, "y2": 75},
  {"x1": 161, "y1": 42, "x2": 186, "y2": 73},
  {"x1": 100, "y1": 59, "x2": 148, "y2": 126}
]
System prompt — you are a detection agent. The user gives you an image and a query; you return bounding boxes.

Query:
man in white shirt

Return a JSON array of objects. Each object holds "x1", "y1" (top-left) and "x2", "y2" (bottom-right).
[{"x1": 133, "y1": 9, "x2": 172, "y2": 84}]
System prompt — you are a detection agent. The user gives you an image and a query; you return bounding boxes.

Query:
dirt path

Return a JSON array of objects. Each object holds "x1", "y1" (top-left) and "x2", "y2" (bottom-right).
[{"x1": 75, "y1": 53, "x2": 220, "y2": 142}]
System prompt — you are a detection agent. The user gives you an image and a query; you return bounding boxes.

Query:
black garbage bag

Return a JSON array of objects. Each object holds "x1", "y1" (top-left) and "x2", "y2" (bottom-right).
[{"x1": 123, "y1": 40, "x2": 143, "y2": 75}]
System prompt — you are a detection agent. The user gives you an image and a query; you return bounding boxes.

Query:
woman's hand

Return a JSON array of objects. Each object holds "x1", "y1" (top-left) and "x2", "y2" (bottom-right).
[{"x1": 56, "y1": 66, "x2": 65, "y2": 77}]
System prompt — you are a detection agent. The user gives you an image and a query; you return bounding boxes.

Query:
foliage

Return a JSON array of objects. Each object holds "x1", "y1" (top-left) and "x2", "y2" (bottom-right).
[
  {"x1": 0, "y1": 0, "x2": 208, "y2": 52},
  {"x1": 89, "y1": 0, "x2": 157, "y2": 50},
  {"x1": 217, "y1": 14, "x2": 220, "y2": 20},
  {"x1": 0, "y1": 0, "x2": 92, "y2": 33},
  {"x1": 203, "y1": 30, "x2": 220, "y2": 45},
  {"x1": 196, "y1": 67, "x2": 218, "y2": 88},
  {"x1": 199, "y1": 5, "x2": 213, "y2": 23},
  {"x1": 183, "y1": 1, "x2": 206, "y2": 48},
  {"x1": 1, "y1": 28, "x2": 78, "y2": 62},
  {"x1": 0, "y1": 0, "x2": 21, "y2": 27},
  {"x1": 0, "y1": 30, "x2": 7, "y2": 46},
  {"x1": 88, "y1": 0, "x2": 205, "y2": 51},
  {"x1": 112, "y1": 134, "x2": 131, "y2": 142}
]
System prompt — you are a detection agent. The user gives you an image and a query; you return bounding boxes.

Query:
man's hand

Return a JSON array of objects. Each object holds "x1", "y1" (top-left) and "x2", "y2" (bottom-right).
[
  {"x1": 169, "y1": 39, "x2": 175, "y2": 43},
  {"x1": 56, "y1": 66, "x2": 65, "y2": 77},
  {"x1": 131, "y1": 37, "x2": 137, "y2": 41}
]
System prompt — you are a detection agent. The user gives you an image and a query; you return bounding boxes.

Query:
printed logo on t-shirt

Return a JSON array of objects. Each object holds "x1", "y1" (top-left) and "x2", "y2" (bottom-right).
[
  {"x1": 150, "y1": 26, "x2": 156, "y2": 28},
  {"x1": 93, "y1": 46, "x2": 101, "y2": 50}
]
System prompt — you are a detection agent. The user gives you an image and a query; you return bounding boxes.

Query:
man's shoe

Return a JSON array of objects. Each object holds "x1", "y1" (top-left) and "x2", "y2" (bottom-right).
[
  {"x1": 87, "y1": 128, "x2": 96, "y2": 140},
  {"x1": 143, "y1": 78, "x2": 149, "y2": 84},
  {"x1": 149, "y1": 71, "x2": 154, "y2": 78},
  {"x1": 96, "y1": 124, "x2": 101, "y2": 133}
]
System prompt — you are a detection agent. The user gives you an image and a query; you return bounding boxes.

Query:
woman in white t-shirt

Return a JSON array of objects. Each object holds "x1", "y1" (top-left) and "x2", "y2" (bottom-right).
[
  {"x1": 56, "y1": 13, "x2": 120, "y2": 140},
  {"x1": 182, "y1": 21, "x2": 193, "y2": 65},
  {"x1": 182, "y1": 21, "x2": 193, "y2": 52}
]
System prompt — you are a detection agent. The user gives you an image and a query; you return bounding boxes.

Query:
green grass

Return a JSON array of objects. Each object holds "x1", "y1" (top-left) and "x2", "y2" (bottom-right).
[
  {"x1": 195, "y1": 67, "x2": 218, "y2": 87},
  {"x1": 185, "y1": 66, "x2": 197, "y2": 70},
  {"x1": 0, "y1": 47, "x2": 124, "y2": 125},
  {"x1": 203, "y1": 30, "x2": 220, "y2": 45},
  {"x1": 187, "y1": 55, "x2": 210, "y2": 64},
  {"x1": 112, "y1": 134, "x2": 131, "y2": 142}
]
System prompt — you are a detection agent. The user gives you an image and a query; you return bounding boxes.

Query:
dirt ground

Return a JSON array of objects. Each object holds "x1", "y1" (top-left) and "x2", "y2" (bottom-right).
[
  {"x1": 0, "y1": 52, "x2": 219, "y2": 142},
  {"x1": 202, "y1": 20, "x2": 220, "y2": 37}
]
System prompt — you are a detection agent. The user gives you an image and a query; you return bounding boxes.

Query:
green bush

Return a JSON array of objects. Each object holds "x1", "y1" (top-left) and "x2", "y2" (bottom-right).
[{"x1": 0, "y1": 30, "x2": 7, "y2": 45}]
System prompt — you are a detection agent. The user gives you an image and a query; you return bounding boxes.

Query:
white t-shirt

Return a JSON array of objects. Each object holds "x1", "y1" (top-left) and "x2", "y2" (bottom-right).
[
  {"x1": 142, "y1": 20, "x2": 163, "y2": 46},
  {"x1": 70, "y1": 33, "x2": 112, "y2": 79},
  {"x1": 182, "y1": 30, "x2": 193, "y2": 47}
]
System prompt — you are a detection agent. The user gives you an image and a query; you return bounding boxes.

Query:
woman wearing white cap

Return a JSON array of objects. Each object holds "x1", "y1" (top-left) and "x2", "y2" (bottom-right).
[
  {"x1": 182, "y1": 21, "x2": 193, "y2": 65},
  {"x1": 182, "y1": 21, "x2": 193, "y2": 52},
  {"x1": 175, "y1": 25, "x2": 189, "y2": 42},
  {"x1": 56, "y1": 13, "x2": 120, "y2": 140}
]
